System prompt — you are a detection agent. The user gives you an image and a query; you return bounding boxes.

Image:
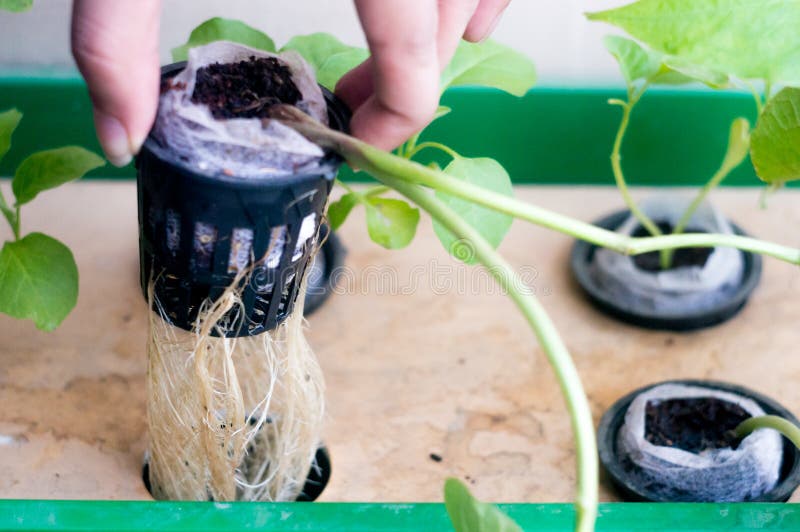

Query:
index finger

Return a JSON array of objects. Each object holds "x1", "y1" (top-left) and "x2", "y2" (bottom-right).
[{"x1": 351, "y1": 0, "x2": 441, "y2": 149}]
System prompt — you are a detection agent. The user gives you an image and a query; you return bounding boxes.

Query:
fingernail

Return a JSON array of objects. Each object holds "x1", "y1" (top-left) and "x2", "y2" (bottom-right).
[
  {"x1": 129, "y1": 132, "x2": 147, "y2": 157},
  {"x1": 95, "y1": 111, "x2": 133, "y2": 167}
]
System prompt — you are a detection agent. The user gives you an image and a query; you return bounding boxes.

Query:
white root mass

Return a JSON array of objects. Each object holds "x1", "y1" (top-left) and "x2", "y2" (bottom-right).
[{"x1": 146, "y1": 276, "x2": 324, "y2": 502}]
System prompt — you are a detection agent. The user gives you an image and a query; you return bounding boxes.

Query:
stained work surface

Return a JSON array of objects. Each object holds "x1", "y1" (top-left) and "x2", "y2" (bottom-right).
[{"x1": 0, "y1": 182, "x2": 798, "y2": 503}]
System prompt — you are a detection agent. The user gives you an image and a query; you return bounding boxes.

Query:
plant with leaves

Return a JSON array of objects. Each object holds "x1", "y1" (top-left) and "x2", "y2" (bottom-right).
[
  {"x1": 445, "y1": 478, "x2": 522, "y2": 532},
  {"x1": 587, "y1": 0, "x2": 800, "y2": 268},
  {"x1": 0, "y1": 0, "x2": 32, "y2": 13},
  {"x1": 172, "y1": 16, "x2": 800, "y2": 532},
  {"x1": 0, "y1": 109, "x2": 105, "y2": 330}
]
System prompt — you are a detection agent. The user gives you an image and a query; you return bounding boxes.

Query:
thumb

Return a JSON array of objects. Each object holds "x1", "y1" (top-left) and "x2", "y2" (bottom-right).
[{"x1": 71, "y1": 0, "x2": 161, "y2": 166}]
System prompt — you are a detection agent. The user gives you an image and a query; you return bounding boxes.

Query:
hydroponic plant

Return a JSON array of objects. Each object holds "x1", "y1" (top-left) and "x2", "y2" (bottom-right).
[
  {"x1": 0, "y1": 0, "x2": 106, "y2": 331},
  {"x1": 569, "y1": 0, "x2": 800, "y2": 330},
  {"x1": 1, "y1": 3, "x2": 798, "y2": 531},
  {"x1": 0, "y1": 109, "x2": 105, "y2": 330}
]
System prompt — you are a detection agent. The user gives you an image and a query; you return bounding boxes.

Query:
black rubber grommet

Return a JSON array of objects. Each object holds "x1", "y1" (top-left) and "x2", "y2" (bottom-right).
[
  {"x1": 598, "y1": 379, "x2": 800, "y2": 502},
  {"x1": 570, "y1": 210, "x2": 762, "y2": 331},
  {"x1": 142, "y1": 445, "x2": 332, "y2": 502}
]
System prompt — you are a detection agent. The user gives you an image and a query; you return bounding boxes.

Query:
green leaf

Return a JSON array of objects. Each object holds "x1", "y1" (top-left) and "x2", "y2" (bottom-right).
[
  {"x1": 751, "y1": 87, "x2": 800, "y2": 185},
  {"x1": 604, "y1": 35, "x2": 662, "y2": 86},
  {"x1": 281, "y1": 33, "x2": 368, "y2": 91},
  {"x1": 172, "y1": 17, "x2": 276, "y2": 62},
  {"x1": 328, "y1": 192, "x2": 358, "y2": 231},
  {"x1": 720, "y1": 117, "x2": 751, "y2": 172},
  {"x1": 441, "y1": 40, "x2": 536, "y2": 96},
  {"x1": 433, "y1": 157, "x2": 513, "y2": 265},
  {"x1": 0, "y1": 233, "x2": 78, "y2": 331},
  {"x1": 444, "y1": 478, "x2": 522, "y2": 532},
  {"x1": 12, "y1": 146, "x2": 105, "y2": 206},
  {"x1": 434, "y1": 106, "x2": 452, "y2": 121},
  {"x1": 604, "y1": 36, "x2": 729, "y2": 88},
  {"x1": 587, "y1": 0, "x2": 800, "y2": 84},
  {"x1": 658, "y1": 56, "x2": 729, "y2": 89},
  {"x1": 365, "y1": 197, "x2": 419, "y2": 250},
  {"x1": 0, "y1": 0, "x2": 32, "y2": 12},
  {"x1": 0, "y1": 108, "x2": 22, "y2": 164}
]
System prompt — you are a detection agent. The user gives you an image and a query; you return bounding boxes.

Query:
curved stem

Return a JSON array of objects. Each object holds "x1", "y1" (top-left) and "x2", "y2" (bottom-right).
[
  {"x1": 609, "y1": 95, "x2": 661, "y2": 238},
  {"x1": 273, "y1": 106, "x2": 800, "y2": 266},
  {"x1": 375, "y1": 172, "x2": 597, "y2": 532},
  {"x1": 661, "y1": 118, "x2": 751, "y2": 268},
  {"x1": 406, "y1": 141, "x2": 460, "y2": 161},
  {"x1": 736, "y1": 415, "x2": 800, "y2": 450},
  {"x1": 0, "y1": 187, "x2": 18, "y2": 239}
]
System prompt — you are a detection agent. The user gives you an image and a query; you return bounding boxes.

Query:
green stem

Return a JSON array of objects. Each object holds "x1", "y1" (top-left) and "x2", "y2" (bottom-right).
[
  {"x1": 363, "y1": 144, "x2": 800, "y2": 265},
  {"x1": 609, "y1": 93, "x2": 662, "y2": 239},
  {"x1": 0, "y1": 186, "x2": 18, "y2": 239},
  {"x1": 736, "y1": 415, "x2": 800, "y2": 450},
  {"x1": 764, "y1": 80, "x2": 773, "y2": 104},
  {"x1": 271, "y1": 105, "x2": 800, "y2": 267},
  {"x1": 743, "y1": 80, "x2": 764, "y2": 115},
  {"x1": 12, "y1": 206, "x2": 20, "y2": 240},
  {"x1": 376, "y1": 172, "x2": 597, "y2": 532},
  {"x1": 406, "y1": 141, "x2": 460, "y2": 161},
  {"x1": 661, "y1": 118, "x2": 751, "y2": 268}
]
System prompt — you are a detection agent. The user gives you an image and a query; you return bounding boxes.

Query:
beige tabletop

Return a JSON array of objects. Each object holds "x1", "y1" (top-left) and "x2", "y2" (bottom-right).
[{"x1": 0, "y1": 182, "x2": 798, "y2": 503}]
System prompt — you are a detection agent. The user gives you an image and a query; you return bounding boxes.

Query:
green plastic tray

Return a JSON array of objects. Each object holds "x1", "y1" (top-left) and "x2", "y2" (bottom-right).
[
  {"x1": 0, "y1": 70, "x2": 777, "y2": 187},
  {"x1": 1, "y1": 501, "x2": 800, "y2": 531}
]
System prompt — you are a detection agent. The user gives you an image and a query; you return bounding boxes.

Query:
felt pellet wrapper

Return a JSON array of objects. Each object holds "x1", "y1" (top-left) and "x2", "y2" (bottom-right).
[
  {"x1": 591, "y1": 196, "x2": 744, "y2": 316},
  {"x1": 618, "y1": 383, "x2": 782, "y2": 502}
]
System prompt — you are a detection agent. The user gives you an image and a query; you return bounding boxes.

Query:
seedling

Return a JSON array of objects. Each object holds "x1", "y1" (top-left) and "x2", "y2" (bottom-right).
[
  {"x1": 0, "y1": 109, "x2": 105, "y2": 330},
  {"x1": 175, "y1": 15, "x2": 800, "y2": 532},
  {"x1": 0, "y1": 5, "x2": 794, "y2": 529},
  {"x1": 587, "y1": 0, "x2": 800, "y2": 269}
]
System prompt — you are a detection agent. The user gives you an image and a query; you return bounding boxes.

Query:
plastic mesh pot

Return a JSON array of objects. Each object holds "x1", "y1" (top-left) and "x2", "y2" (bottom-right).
[{"x1": 136, "y1": 62, "x2": 350, "y2": 337}]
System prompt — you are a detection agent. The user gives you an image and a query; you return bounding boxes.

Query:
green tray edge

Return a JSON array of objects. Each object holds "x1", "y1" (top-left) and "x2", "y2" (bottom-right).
[
  {"x1": 1, "y1": 500, "x2": 799, "y2": 531},
  {"x1": 0, "y1": 72, "x2": 780, "y2": 187}
]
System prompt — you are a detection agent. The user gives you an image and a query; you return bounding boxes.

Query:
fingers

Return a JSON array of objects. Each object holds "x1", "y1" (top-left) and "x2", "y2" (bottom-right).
[
  {"x1": 437, "y1": 0, "x2": 480, "y2": 65},
  {"x1": 349, "y1": 0, "x2": 440, "y2": 150},
  {"x1": 71, "y1": 0, "x2": 161, "y2": 166},
  {"x1": 464, "y1": 0, "x2": 510, "y2": 42},
  {"x1": 335, "y1": 59, "x2": 373, "y2": 112}
]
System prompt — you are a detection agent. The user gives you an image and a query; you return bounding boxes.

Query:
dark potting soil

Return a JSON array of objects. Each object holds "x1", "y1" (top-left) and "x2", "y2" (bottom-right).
[
  {"x1": 645, "y1": 397, "x2": 751, "y2": 453},
  {"x1": 631, "y1": 222, "x2": 714, "y2": 272},
  {"x1": 190, "y1": 56, "x2": 302, "y2": 120}
]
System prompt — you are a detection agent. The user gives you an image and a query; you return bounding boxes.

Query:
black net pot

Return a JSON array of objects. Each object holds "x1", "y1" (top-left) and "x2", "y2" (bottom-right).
[
  {"x1": 142, "y1": 445, "x2": 331, "y2": 502},
  {"x1": 303, "y1": 224, "x2": 346, "y2": 317},
  {"x1": 598, "y1": 379, "x2": 800, "y2": 503},
  {"x1": 570, "y1": 210, "x2": 762, "y2": 331},
  {"x1": 136, "y1": 62, "x2": 350, "y2": 337}
]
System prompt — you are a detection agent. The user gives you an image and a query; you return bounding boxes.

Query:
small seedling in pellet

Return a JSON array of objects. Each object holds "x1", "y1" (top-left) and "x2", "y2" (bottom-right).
[{"x1": 587, "y1": 0, "x2": 800, "y2": 270}]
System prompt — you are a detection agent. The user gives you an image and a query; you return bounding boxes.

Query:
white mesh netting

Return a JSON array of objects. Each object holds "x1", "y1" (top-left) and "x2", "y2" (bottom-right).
[
  {"x1": 618, "y1": 383, "x2": 782, "y2": 502},
  {"x1": 592, "y1": 196, "x2": 744, "y2": 316},
  {"x1": 151, "y1": 41, "x2": 329, "y2": 178}
]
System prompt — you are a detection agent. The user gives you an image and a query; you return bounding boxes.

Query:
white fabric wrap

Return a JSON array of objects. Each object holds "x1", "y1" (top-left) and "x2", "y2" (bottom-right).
[
  {"x1": 591, "y1": 196, "x2": 744, "y2": 315},
  {"x1": 618, "y1": 383, "x2": 782, "y2": 502},
  {"x1": 152, "y1": 41, "x2": 328, "y2": 178}
]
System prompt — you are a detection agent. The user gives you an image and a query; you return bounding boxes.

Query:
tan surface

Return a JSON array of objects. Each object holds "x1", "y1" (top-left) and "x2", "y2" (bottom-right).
[{"x1": 0, "y1": 182, "x2": 798, "y2": 503}]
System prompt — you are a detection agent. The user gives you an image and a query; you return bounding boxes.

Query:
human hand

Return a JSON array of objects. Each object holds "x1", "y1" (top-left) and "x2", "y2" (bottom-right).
[
  {"x1": 71, "y1": 0, "x2": 510, "y2": 166},
  {"x1": 71, "y1": 0, "x2": 161, "y2": 167},
  {"x1": 336, "y1": 0, "x2": 511, "y2": 150}
]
